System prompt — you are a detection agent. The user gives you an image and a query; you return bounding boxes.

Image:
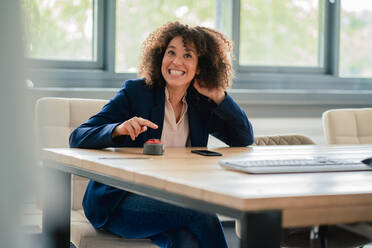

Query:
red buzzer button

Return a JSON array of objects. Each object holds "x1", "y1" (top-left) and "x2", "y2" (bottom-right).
[{"x1": 145, "y1": 139, "x2": 162, "y2": 144}]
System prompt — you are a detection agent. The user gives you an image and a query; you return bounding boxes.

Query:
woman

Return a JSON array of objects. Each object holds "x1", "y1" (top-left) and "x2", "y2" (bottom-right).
[{"x1": 70, "y1": 22, "x2": 254, "y2": 248}]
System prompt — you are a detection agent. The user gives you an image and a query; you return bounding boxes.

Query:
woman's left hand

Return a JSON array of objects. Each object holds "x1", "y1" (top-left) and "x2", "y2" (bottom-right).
[{"x1": 193, "y1": 78, "x2": 226, "y2": 105}]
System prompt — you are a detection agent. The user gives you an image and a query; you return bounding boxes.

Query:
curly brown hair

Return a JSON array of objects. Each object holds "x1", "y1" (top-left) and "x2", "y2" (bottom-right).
[{"x1": 138, "y1": 21, "x2": 234, "y2": 89}]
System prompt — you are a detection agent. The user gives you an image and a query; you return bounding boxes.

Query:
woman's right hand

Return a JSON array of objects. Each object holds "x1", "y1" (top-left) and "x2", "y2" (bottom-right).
[{"x1": 112, "y1": 117, "x2": 158, "y2": 140}]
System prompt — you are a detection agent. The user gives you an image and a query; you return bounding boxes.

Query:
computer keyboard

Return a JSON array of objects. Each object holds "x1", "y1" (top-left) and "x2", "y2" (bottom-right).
[
  {"x1": 226, "y1": 157, "x2": 360, "y2": 168},
  {"x1": 219, "y1": 156, "x2": 372, "y2": 173}
]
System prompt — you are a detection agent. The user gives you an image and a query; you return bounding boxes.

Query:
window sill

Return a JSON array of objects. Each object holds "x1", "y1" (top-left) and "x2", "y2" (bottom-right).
[
  {"x1": 229, "y1": 88, "x2": 372, "y2": 105},
  {"x1": 31, "y1": 87, "x2": 372, "y2": 106}
]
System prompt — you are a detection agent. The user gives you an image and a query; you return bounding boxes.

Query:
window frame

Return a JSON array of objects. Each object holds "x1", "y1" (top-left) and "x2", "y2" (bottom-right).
[
  {"x1": 26, "y1": 0, "x2": 104, "y2": 70},
  {"x1": 234, "y1": 0, "x2": 329, "y2": 75}
]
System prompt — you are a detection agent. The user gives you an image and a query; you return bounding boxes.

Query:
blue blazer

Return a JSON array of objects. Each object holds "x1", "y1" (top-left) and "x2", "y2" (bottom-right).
[{"x1": 69, "y1": 78, "x2": 254, "y2": 228}]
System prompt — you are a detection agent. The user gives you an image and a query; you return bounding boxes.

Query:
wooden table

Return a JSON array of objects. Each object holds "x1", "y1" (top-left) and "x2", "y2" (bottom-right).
[{"x1": 41, "y1": 145, "x2": 372, "y2": 248}]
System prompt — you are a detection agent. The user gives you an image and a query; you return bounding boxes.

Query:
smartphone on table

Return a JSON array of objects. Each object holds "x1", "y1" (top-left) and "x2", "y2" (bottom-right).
[{"x1": 191, "y1": 149, "x2": 222, "y2": 156}]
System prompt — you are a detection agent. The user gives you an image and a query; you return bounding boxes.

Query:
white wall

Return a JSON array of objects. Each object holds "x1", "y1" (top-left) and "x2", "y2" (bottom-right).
[
  {"x1": 208, "y1": 117, "x2": 323, "y2": 147},
  {"x1": 250, "y1": 117, "x2": 324, "y2": 144}
]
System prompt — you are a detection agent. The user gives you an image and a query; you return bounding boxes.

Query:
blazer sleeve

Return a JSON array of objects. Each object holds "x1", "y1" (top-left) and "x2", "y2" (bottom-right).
[
  {"x1": 69, "y1": 87, "x2": 133, "y2": 149},
  {"x1": 209, "y1": 93, "x2": 254, "y2": 147}
]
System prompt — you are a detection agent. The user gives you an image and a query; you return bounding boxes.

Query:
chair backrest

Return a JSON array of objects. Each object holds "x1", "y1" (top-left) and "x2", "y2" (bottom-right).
[
  {"x1": 254, "y1": 134, "x2": 315, "y2": 146},
  {"x1": 35, "y1": 97, "x2": 108, "y2": 210},
  {"x1": 322, "y1": 108, "x2": 372, "y2": 145}
]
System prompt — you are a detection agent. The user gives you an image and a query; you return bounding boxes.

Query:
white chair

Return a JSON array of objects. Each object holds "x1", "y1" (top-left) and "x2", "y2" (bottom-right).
[
  {"x1": 323, "y1": 108, "x2": 372, "y2": 145},
  {"x1": 35, "y1": 97, "x2": 157, "y2": 248},
  {"x1": 323, "y1": 108, "x2": 372, "y2": 242}
]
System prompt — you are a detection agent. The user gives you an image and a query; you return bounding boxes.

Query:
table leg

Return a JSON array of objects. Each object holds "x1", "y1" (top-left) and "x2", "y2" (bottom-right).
[
  {"x1": 240, "y1": 211, "x2": 282, "y2": 248},
  {"x1": 42, "y1": 166, "x2": 71, "y2": 248},
  {"x1": 310, "y1": 226, "x2": 328, "y2": 248}
]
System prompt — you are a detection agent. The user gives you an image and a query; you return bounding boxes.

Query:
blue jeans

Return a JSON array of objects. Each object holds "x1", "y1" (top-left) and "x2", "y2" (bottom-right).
[{"x1": 103, "y1": 193, "x2": 228, "y2": 248}]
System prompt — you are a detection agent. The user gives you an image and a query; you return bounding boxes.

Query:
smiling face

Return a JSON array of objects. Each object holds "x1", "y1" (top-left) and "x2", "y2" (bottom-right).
[{"x1": 161, "y1": 36, "x2": 199, "y2": 90}]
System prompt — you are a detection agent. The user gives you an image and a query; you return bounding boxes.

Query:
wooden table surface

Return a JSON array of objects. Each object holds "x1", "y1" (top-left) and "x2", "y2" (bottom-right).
[{"x1": 42, "y1": 145, "x2": 372, "y2": 228}]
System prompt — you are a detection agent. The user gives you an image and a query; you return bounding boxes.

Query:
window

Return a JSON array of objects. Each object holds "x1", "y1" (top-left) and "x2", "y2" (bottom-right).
[
  {"x1": 339, "y1": 0, "x2": 372, "y2": 77},
  {"x1": 115, "y1": 0, "x2": 216, "y2": 73},
  {"x1": 22, "y1": 0, "x2": 372, "y2": 88},
  {"x1": 23, "y1": 0, "x2": 100, "y2": 67},
  {"x1": 239, "y1": 0, "x2": 322, "y2": 67}
]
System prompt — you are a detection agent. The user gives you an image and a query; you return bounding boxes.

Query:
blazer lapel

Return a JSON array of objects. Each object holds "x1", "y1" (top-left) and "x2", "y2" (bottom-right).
[
  {"x1": 187, "y1": 90, "x2": 208, "y2": 147},
  {"x1": 148, "y1": 85, "x2": 165, "y2": 140}
]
